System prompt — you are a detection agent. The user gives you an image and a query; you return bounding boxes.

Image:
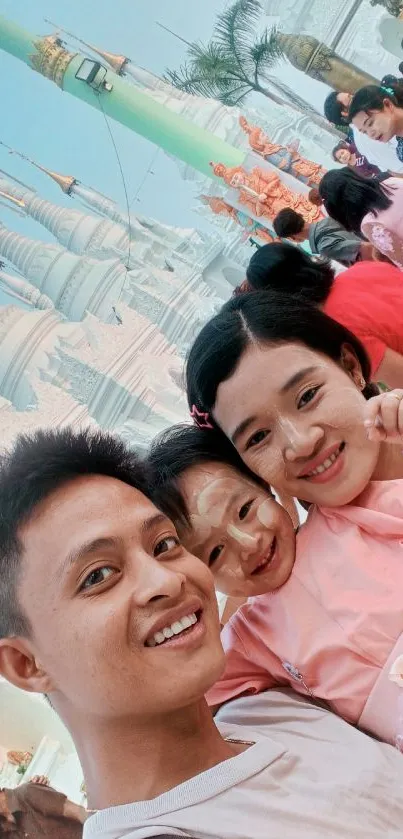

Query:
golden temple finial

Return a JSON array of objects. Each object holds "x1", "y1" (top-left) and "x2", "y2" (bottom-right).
[
  {"x1": 43, "y1": 19, "x2": 128, "y2": 75},
  {"x1": 38, "y1": 168, "x2": 76, "y2": 194},
  {"x1": 30, "y1": 34, "x2": 76, "y2": 88},
  {"x1": 0, "y1": 141, "x2": 76, "y2": 194},
  {"x1": 85, "y1": 46, "x2": 127, "y2": 76},
  {"x1": 0, "y1": 190, "x2": 25, "y2": 208}
]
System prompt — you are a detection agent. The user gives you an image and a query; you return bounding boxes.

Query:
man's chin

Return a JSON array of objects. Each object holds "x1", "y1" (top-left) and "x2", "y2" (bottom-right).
[{"x1": 189, "y1": 647, "x2": 226, "y2": 701}]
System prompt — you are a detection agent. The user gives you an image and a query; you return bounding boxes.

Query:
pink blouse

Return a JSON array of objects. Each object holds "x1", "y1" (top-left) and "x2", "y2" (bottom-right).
[
  {"x1": 208, "y1": 479, "x2": 403, "y2": 746},
  {"x1": 361, "y1": 177, "x2": 403, "y2": 269}
]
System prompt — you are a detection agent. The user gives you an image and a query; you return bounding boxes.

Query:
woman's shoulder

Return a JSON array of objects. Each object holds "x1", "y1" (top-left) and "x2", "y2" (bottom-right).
[
  {"x1": 331, "y1": 261, "x2": 402, "y2": 292},
  {"x1": 299, "y1": 479, "x2": 403, "y2": 536}
]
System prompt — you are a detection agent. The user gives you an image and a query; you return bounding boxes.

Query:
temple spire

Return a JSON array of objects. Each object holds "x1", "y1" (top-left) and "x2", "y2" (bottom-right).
[
  {"x1": 43, "y1": 19, "x2": 128, "y2": 75},
  {"x1": 0, "y1": 15, "x2": 244, "y2": 179},
  {"x1": 0, "y1": 141, "x2": 76, "y2": 194},
  {"x1": 0, "y1": 188, "x2": 25, "y2": 208},
  {"x1": 0, "y1": 265, "x2": 54, "y2": 309}
]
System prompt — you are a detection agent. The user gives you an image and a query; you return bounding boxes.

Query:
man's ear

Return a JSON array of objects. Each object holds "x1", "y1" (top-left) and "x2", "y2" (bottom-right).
[{"x1": 0, "y1": 637, "x2": 54, "y2": 695}]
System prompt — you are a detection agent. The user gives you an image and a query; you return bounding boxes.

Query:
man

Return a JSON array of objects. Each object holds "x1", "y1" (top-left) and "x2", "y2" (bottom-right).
[
  {"x1": 0, "y1": 774, "x2": 85, "y2": 836},
  {"x1": 272, "y1": 206, "x2": 372, "y2": 265},
  {"x1": 1, "y1": 428, "x2": 403, "y2": 839},
  {"x1": 324, "y1": 89, "x2": 403, "y2": 173}
]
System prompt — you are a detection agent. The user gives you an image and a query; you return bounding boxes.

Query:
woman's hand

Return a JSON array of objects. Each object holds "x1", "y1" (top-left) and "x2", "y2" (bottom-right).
[{"x1": 364, "y1": 390, "x2": 403, "y2": 442}]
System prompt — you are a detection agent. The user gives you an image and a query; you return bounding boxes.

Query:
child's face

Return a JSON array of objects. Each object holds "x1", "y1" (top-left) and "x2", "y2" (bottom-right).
[
  {"x1": 336, "y1": 147, "x2": 352, "y2": 165},
  {"x1": 177, "y1": 462, "x2": 296, "y2": 598}
]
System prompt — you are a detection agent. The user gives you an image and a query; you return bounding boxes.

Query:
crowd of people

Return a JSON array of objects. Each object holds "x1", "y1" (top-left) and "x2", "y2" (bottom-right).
[{"x1": 3, "y1": 68, "x2": 403, "y2": 839}]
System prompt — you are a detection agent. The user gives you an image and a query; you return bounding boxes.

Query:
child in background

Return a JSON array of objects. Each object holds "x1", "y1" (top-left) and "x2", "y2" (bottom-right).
[{"x1": 332, "y1": 139, "x2": 381, "y2": 179}]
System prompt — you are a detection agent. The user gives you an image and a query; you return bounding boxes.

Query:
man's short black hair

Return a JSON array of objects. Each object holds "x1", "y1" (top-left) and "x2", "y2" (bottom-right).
[
  {"x1": 0, "y1": 427, "x2": 150, "y2": 639},
  {"x1": 273, "y1": 208, "x2": 305, "y2": 238},
  {"x1": 324, "y1": 91, "x2": 348, "y2": 126}
]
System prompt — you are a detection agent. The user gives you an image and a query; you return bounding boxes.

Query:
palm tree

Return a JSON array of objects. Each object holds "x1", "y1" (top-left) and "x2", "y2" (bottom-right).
[{"x1": 165, "y1": 0, "x2": 340, "y2": 137}]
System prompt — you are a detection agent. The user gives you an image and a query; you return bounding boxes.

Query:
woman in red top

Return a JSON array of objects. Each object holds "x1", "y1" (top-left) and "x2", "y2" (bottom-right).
[{"x1": 246, "y1": 242, "x2": 403, "y2": 388}]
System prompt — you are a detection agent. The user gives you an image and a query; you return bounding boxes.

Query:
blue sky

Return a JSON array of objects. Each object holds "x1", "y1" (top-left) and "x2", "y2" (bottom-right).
[
  {"x1": 0, "y1": 0, "x2": 336, "y2": 308},
  {"x1": 0, "y1": 0, "x2": 233, "y2": 237},
  {"x1": 0, "y1": 0, "x2": 243, "y2": 305}
]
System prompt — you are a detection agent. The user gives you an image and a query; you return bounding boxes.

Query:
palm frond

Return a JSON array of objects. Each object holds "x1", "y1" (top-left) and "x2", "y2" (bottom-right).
[
  {"x1": 250, "y1": 27, "x2": 284, "y2": 74},
  {"x1": 215, "y1": 0, "x2": 262, "y2": 47},
  {"x1": 187, "y1": 41, "x2": 238, "y2": 78},
  {"x1": 164, "y1": 64, "x2": 214, "y2": 96},
  {"x1": 214, "y1": 0, "x2": 263, "y2": 78},
  {"x1": 164, "y1": 57, "x2": 252, "y2": 102},
  {"x1": 164, "y1": 1, "x2": 283, "y2": 105}
]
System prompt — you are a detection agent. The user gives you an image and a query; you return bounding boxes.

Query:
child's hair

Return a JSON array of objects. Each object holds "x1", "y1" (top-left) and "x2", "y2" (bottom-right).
[
  {"x1": 186, "y1": 290, "x2": 378, "y2": 423},
  {"x1": 319, "y1": 167, "x2": 393, "y2": 234},
  {"x1": 349, "y1": 81, "x2": 403, "y2": 122},
  {"x1": 148, "y1": 423, "x2": 269, "y2": 529},
  {"x1": 331, "y1": 141, "x2": 352, "y2": 163},
  {"x1": 273, "y1": 208, "x2": 305, "y2": 238}
]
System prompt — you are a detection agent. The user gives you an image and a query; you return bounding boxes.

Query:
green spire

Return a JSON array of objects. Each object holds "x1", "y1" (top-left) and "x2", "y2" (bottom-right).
[{"x1": 0, "y1": 15, "x2": 244, "y2": 178}]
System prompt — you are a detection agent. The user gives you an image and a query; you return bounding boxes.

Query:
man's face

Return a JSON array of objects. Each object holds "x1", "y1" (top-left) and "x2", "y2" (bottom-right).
[
  {"x1": 15, "y1": 476, "x2": 224, "y2": 721},
  {"x1": 336, "y1": 92, "x2": 352, "y2": 118}
]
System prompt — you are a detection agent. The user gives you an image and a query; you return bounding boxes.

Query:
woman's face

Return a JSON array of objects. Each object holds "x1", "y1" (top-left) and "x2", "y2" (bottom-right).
[
  {"x1": 352, "y1": 100, "x2": 398, "y2": 143},
  {"x1": 213, "y1": 342, "x2": 381, "y2": 508},
  {"x1": 177, "y1": 462, "x2": 296, "y2": 598}
]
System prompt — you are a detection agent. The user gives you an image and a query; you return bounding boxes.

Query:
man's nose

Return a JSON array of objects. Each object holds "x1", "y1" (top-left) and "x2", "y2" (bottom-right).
[{"x1": 130, "y1": 554, "x2": 187, "y2": 606}]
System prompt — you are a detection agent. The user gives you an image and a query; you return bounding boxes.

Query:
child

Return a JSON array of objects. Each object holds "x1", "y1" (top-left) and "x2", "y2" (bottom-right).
[{"x1": 332, "y1": 139, "x2": 381, "y2": 178}]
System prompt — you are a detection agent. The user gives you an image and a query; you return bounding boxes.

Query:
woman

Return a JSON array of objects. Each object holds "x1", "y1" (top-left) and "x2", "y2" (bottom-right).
[
  {"x1": 148, "y1": 407, "x2": 403, "y2": 743},
  {"x1": 150, "y1": 292, "x2": 403, "y2": 742},
  {"x1": 319, "y1": 167, "x2": 403, "y2": 268},
  {"x1": 245, "y1": 241, "x2": 403, "y2": 388},
  {"x1": 349, "y1": 82, "x2": 403, "y2": 166},
  {"x1": 332, "y1": 139, "x2": 381, "y2": 178}
]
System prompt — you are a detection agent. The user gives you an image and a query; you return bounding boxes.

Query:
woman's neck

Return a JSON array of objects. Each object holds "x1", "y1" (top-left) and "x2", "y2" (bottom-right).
[
  {"x1": 372, "y1": 440, "x2": 403, "y2": 482},
  {"x1": 75, "y1": 699, "x2": 243, "y2": 811},
  {"x1": 394, "y1": 111, "x2": 403, "y2": 137}
]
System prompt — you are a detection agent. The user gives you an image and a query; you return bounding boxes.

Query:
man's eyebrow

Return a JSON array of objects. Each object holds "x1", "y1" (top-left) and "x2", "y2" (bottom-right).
[
  {"x1": 60, "y1": 537, "x2": 117, "y2": 578},
  {"x1": 140, "y1": 512, "x2": 172, "y2": 535},
  {"x1": 57, "y1": 513, "x2": 173, "y2": 580}
]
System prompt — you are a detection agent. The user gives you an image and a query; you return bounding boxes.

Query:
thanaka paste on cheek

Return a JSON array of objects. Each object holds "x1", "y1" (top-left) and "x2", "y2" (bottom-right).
[
  {"x1": 256, "y1": 498, "x2": 277, "y2": 528},
  {"x1": 226, "y1": 523, "x2": 258, "y2": 547}
]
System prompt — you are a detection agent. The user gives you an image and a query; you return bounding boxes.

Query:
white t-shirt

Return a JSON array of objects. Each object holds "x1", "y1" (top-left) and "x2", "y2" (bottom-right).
[
  {"x1": 84, "y1": 690, "x2": 403, "y2": 839},
  {"x1": 352, "y1": 125, "x2": 403, "y2": 173}
]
